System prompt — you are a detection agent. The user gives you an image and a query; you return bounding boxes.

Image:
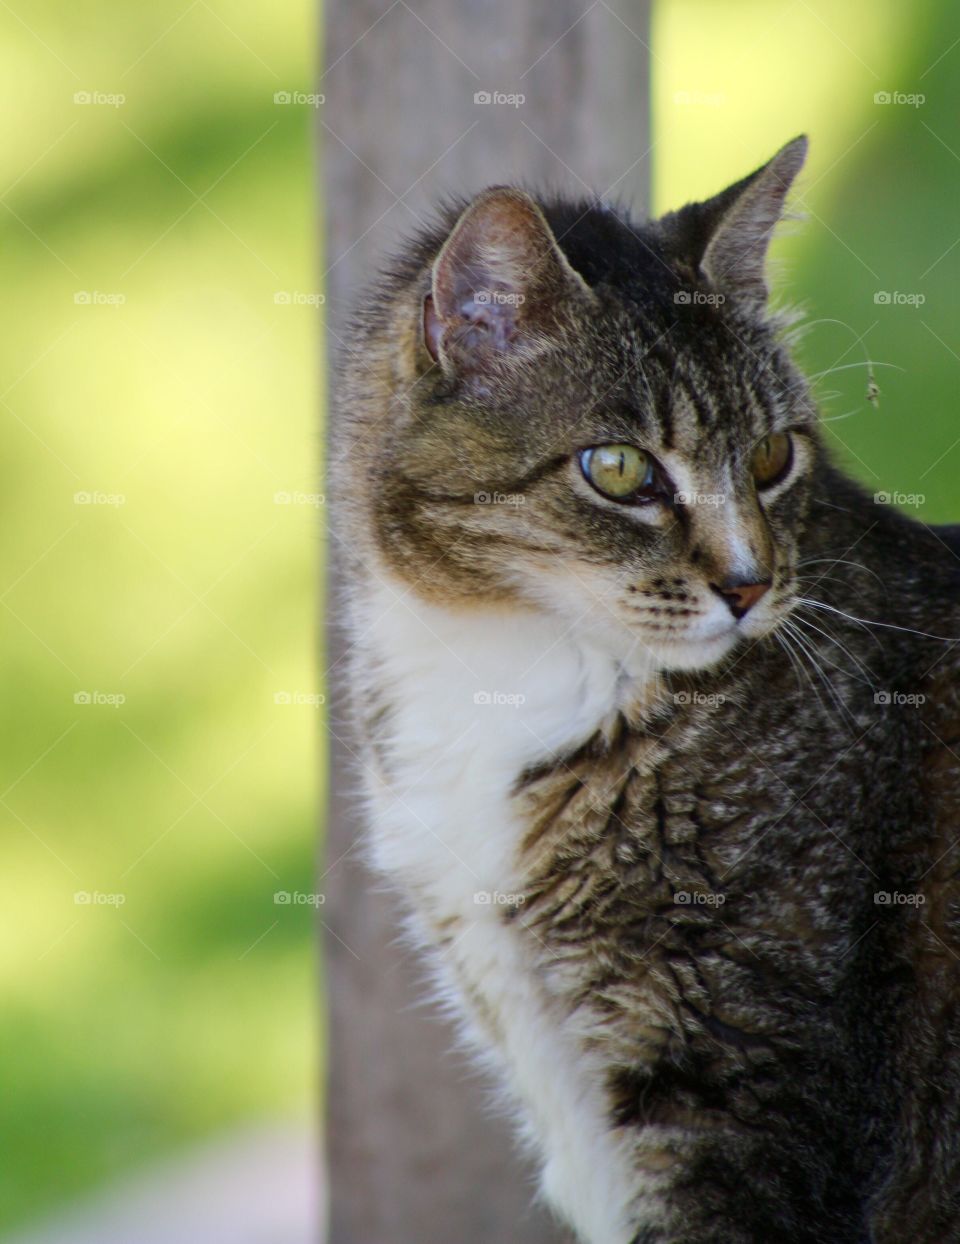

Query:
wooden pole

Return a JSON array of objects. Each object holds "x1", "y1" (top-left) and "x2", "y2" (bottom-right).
[{"x1": 321, "y1": 5, "x2": 652, "y2": 1240}]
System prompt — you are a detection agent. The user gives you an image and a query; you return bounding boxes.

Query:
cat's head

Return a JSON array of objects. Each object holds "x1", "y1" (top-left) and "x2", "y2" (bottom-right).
[{"x1": 353, "y1": 137, "x2": 818, "y2": 676}]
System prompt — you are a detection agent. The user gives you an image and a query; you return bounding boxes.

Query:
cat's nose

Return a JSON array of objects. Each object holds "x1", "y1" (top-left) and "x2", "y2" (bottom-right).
[{"x1": 710, "y1": 576, "x2": 772, "y2": 620}]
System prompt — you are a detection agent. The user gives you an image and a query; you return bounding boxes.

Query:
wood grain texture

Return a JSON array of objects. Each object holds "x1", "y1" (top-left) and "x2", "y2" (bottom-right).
[{"x1": 321, "y1": 4, "x2": 651, "y2": 1240}]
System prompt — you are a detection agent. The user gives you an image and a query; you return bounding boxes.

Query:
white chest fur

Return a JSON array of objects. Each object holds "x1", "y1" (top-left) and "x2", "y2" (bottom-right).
[{"x1": 355, "y1": 578, "x2": 660, "y2": 1244}]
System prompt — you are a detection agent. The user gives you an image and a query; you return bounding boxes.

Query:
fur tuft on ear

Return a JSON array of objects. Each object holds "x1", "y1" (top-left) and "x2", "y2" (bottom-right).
[
  {"x1": 426, "y1": 187, "x2": 591, "y2": 375},
  {"x1": 691, "y1": 136, "x2": 808, "y2": 308}
]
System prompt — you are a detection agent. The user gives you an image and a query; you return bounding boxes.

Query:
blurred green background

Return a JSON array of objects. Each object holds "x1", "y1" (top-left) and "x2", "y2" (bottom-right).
[
  {"x1": 0, "y1": 0, "x2": 319, "y2": 1232},
  {"x1": 1, "y1": 0, "x2": 959, "y2": 1235}
]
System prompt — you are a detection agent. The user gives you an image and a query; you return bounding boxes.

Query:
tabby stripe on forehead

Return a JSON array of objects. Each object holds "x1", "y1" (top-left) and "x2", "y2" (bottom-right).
[
  {"x1": 656, "y1": 387, "x2": 675, "y2": 450},
  {"x1": 681, "y1": 376, "x2": 717, "y2": 431}
]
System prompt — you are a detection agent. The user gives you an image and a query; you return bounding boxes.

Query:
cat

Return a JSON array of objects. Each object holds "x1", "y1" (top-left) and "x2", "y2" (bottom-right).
[{"x1": 331, "y1": 135, "x2": 960, "y2": 1243}]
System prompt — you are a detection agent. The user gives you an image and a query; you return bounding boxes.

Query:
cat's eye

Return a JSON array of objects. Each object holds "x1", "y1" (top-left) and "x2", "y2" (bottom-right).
[
  {"x1": 751, "y1": 432, "x2": 792, "y2": 489},
  {"x1": 579, "y1": 444, "x2": 657, "y2": 503}
]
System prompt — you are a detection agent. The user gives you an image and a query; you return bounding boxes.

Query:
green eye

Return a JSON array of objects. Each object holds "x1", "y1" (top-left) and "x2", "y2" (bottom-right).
[
  {"x1": 751, "y1": 432, "x2": 792, "y2": 488},
  {"x1": 580, "y1": 444, "x2": 656, "y2": 502}
]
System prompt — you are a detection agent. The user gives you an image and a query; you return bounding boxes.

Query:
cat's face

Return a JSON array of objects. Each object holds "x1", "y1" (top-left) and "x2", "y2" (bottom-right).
[{"x1": 367, "y1": 138, "x2": 817, "y2": 676}]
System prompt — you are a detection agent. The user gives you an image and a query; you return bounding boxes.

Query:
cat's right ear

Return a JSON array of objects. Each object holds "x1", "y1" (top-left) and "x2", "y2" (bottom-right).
[
  {"x1": 680, "y1": 136, "x2": 809, "y2": 310},
  {"x1": 424, "y1": 187, "x2": 591, "y2": 378}
]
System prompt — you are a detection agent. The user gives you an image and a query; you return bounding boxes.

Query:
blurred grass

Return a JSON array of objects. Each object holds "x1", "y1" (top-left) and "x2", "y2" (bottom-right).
[
  {"x1": 655, "y1": 0, "x2": 960, "y2": 522},
  {"x1": 0, "y1": 0, "x2": 319, "y2": 1231}
]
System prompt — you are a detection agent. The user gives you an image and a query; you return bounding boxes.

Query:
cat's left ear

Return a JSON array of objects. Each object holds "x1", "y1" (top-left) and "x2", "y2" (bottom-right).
[
  {"x1": 424, "y1": 187, "x2": 592, "y2": 376},
  {"x1": 692, "y1": 135, "x2": 808, "y2": 308}
]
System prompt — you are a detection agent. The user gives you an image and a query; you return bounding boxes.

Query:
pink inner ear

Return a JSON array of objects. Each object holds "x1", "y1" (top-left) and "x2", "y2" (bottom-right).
[{"x1": 423, "y1": 293, "x2": 443, "y2": 363}]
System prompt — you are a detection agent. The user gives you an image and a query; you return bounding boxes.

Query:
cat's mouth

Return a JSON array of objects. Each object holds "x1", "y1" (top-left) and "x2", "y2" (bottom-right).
[
  {"x1": 641, "y1": 604, "x2": 783, "y2": 671},
  {"x1": 646, "y1": 627, "x2": 739, "y2": 672}
]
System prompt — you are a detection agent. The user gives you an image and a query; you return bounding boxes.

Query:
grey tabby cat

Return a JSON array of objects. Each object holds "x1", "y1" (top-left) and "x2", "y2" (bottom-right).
[{"x1": 332, "y1": 135, "x2": 960, "y2": 1243}]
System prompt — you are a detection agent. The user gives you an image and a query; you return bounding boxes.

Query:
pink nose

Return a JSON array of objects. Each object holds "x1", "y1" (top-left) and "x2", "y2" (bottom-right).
[{"x1": 710, "y1": 577, "x2": 771, "y2": 620}]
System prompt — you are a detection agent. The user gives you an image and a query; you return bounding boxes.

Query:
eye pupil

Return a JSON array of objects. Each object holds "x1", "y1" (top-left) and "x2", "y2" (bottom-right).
[
  {"x1": 752, "y1": 431, "x2": 792, "y2": 489},
  {"x1": 580, "y1": 443, "x2": 657, "y2": 503}
]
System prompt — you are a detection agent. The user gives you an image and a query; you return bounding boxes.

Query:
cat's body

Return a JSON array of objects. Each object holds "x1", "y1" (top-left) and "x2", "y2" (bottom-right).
[{"x1": 333, "y1": 138, "x2": 960, "y2": 1241}]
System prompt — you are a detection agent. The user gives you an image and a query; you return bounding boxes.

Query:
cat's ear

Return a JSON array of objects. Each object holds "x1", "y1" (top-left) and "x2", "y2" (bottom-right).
[
  {"x1": 694, "y1": 136, "x2": 808, "y2": 308},
  {"x1": 424, "y1": 187, "x2": 591, "y2": 375}
]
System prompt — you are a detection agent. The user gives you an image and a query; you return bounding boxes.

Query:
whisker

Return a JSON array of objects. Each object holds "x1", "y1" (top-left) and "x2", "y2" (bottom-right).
[
  {"x1": 797, "y1": 598, "x2": 960, "y2": 645},
  {"x1": 796, "y1": 557, "x2": 885, "y2": 587},
  {"x1": 775, "y1": 626, "x2": 814, "y2": 701},
  {"x1": 780, "y1": 617, "x2": 860, "y2": 733},
  {"x1": 779, "y1": 618, "x2": 843, "y2": 729},
  {"x1": 808, "y1": 361, "x2": 905, "y2": 382},
  {"x1": 820, "y1": 409, "x2": 863, "y2": 425},
  {"x1": 794, "y1": 595, "x2": 883, "y2": 648},
  {"x1": 790, "y1": 609, "x2": 877, "y2": 688},
  {"x1": 795, "y1": 573, "x2": 858, "y2": 596}
]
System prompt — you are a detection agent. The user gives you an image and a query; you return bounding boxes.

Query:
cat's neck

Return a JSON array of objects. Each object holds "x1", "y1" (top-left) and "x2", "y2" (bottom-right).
[{"x1": 356, "y1": 575, "x2": 662, "y2": 772}]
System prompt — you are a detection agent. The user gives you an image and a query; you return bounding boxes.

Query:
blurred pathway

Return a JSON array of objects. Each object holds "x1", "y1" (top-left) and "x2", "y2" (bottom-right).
[{"x1": 1, "y1": 1123, "x2": 321, "y2": 1244}]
